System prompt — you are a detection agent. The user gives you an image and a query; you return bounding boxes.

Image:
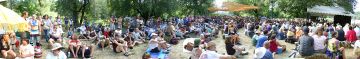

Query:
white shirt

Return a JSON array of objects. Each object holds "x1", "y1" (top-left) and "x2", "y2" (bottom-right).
[
  {"x1": 115, "y1": 30, "x2": 122, "y2": 36},
  {"x1": 312, "y1": 35, "x2": 327, "y2": 50},
  {"x1": 354, "y1": 27, "x2": 360, "y2": 37},
  {"x1": 199, "y1": 50, "x2": 221, "y2": 59},
  {"x1": 190, "y1": 48, "x2": 205, "y2": 59},
  {"x1": 18, "y1": 44, "x2": 34, "y2": 59},
  {"x1": 51, "y1": 28, "x2": 64, "y2": 37},
  {"x1": 80, "y1": 26, "x2": 87, "y2": 34},
  {"x1": 46, "y1": 51, "x2": 67, "y2": 59},
  {"x1": 43, "y1": 19, "x2": 52, "y2": 30}
]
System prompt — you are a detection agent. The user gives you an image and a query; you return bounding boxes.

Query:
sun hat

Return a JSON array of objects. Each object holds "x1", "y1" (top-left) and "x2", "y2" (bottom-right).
[
  {"x1": 194, "y1": 39, "x2": 201, "y2": 47},
  {"x1": 51, "y1": 43, "x2": 64, "y2": 50},
  {"x1": 151, "y1": 33, "x2": 158, "y2": 36},
  {"x1": 254, "y1": 47, "x2": 267, "y2": 59}
]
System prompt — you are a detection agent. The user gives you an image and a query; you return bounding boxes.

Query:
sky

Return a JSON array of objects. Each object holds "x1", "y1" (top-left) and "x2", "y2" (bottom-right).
[{"x1": 355, "y1": 0, "x2": 360, "y2": 12}]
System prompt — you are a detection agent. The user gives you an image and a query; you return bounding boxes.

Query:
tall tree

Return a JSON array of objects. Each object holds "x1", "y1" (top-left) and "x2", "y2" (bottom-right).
[{"x1": 55, "y1": 0, "x2": 89, "y2": 27}]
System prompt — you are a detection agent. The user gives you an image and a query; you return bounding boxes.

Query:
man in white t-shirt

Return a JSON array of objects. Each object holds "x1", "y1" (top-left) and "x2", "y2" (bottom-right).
[
  {"x1": 199, "y1": 41, "x2": 235, "y2": 59},
  {"x1": 18, "y1": 39, "x2": 35, "y2": 59}
]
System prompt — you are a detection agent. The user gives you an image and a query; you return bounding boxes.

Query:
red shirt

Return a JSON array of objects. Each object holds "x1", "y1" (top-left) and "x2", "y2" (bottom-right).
[
  {"x1": 269, "y1": 39, "x2": 278, "y2": 53},
  {"x1": 346, "y1": 30, "x2": 357, "y2": 43},
  {"x1": 104, "y1": 31, "x2": 110, "y2": 38}
]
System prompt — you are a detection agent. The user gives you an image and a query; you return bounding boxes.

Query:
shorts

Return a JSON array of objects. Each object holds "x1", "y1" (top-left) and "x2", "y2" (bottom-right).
[
  {"x1": 97, "y1": 43, "x2": 109, "y2": 48},
  {"x1": 84, "y1": 48, "x2": 91, "y2": 58}
]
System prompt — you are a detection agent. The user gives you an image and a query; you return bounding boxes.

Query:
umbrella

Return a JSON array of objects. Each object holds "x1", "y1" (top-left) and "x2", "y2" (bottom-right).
[
  {"x1": 0, "y1": 5, "x2": 28, "y2": 33},
  {"x1": 208, "y1": 2, "x2": 259, "y2": 12}
]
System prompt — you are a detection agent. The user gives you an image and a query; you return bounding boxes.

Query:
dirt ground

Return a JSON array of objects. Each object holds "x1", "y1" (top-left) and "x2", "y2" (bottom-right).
[{"x1": 35, "y1": 29, "x2": 357, "y2": 59}]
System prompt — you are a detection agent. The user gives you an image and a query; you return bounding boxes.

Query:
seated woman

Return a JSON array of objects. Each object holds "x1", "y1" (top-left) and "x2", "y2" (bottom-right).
[
  {"x1": 68, "y1": 34, "x2": 82, "y2": 58},
  {"x1": 18, "y1": 39, "x2": 34, "y2": 59},
  {"x1": 111, "y1": 38, "x2": 130, "y2": 56},
  {"x1": 149, "y1": 33, "x2": 169, "y2": 50},
  {"x1": 268, "y1": 35, "x2": 286, "y2": 54},
  {"x1": 124, "y1": 33, "x2": 134, "y2": 48},
  {"x1": 225, "y1": 33, "x2": 247, "y2": 57},
  {"x1": 327, "y1": 32, "x2": 345, "y2": 59},
  {"x1": 1, "y1": 34, "x2": 16, "y2": 58},
  {"x1": 8, "y1": 33, "x2": 19, "y2": 50},
  {"x1": 131, "y1": 28, "x2": 145, "y2": 46},
  {"x1": 49, "y1": 26, "x2": 64, "y2": 45}
]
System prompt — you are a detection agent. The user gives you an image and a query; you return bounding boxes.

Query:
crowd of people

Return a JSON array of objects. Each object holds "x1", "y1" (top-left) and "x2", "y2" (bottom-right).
[
  {"x1": 246, "y1": 19, "x2": 360, "y2": 59},
  {"x1": 0, "y1": 10, "x2": 360, "y2": 59}
]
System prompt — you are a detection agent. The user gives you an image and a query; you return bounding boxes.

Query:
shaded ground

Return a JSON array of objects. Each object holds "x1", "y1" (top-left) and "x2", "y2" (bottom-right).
[{"x1": 35, "y1": 29, "x2": 357, "y2": 59}]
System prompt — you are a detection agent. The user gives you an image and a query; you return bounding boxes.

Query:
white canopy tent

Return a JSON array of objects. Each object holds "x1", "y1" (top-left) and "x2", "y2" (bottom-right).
[{"x1": 307, "y1": 5, "x2": 355, "y2": 16}]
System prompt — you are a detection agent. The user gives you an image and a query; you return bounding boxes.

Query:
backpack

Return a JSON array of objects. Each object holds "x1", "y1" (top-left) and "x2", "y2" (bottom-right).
[{"x1": 34, "y1": 46, "x2": 42, "y2": 58}]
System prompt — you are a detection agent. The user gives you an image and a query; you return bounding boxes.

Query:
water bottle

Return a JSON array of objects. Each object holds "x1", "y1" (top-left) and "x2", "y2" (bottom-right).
[{"x1": 67, "y1": 52, "x2": 71, "y2": 57}]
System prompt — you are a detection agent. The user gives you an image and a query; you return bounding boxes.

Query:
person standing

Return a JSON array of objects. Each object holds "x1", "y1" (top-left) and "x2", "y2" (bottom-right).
[
  {"x1": 110, "y1": 16, "x2": 116, "y2": 31},
  {"x1": 30, "y1": 16, "x2": 41, "y2": 46},
  {"x1": 42, "y1": 15, "x2": 52, "y2": 42}
]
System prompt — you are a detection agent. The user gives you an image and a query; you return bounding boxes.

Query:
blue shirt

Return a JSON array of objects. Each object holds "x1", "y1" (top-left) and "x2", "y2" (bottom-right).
[
  {"x1": 256, "y1": 35, "x2": 268, "y2": 48},
  {"x1": 262, "y1": 49, "x2": 274, "y2": 59}
]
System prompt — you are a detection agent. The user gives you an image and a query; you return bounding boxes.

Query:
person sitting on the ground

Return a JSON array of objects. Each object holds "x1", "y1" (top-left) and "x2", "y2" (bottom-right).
[
  {"x1": 46, "y1": 43, "x2": 67, "y2": 59},
  {"x1": 346, "y1": 26, "x2": 357, "y2": 44},
  {"x1": 111, "y1": 37, "x2": 131, "y2": 56},
  {"x1": 1, "y1": 34, "x2": 16, "y2": 58},
  {"x1": 114, "y1": 27, "x2": 122, "y2": 38},
  {"x1": 225, "y1": 33, "x2": 247, "y2": 57},
  {"x1": 256, "y1": 31, "x2": 269, "y2": 48},
  {"x1": 184, "y1": 39, "x2": 205, "y2": 59},
  {"x1": 87, "y1": 28, "x2": 97, "y2": 41},
  {"x1": 103, "y1": 27, "x2": 111, "y2": 39},
  {"x1": 79, "y1": 24, "x2": 88, "y2": 39},
  {"x1": 252, "y1": 31, "x2": 261, "y2": 46},
  {"x1": 298, "y1": 26, "x2": 315, "y2": 57},
  {"x1": 81, "y1": 43, "x2": 95, "y2": 58},
  {"x1": 276, "y1": 28, "x2": 286, "y2": 40},
  {"x1": 124, "y1": 33, "x2": 134, "y2": 48},
  {"x1": 132, "y1": 28, "x2": 145, "y2": 45},
  {"x1": 254, "y1": 41, "x2": 274, "y2": 59},
  {"x1": 68, "y1": 34, "x2": 82, "y2": 58},
  {"x1": 49, "y1": 26, "x2": 64, "y2": 45},
  {"x1": 327, "y1": 32, "x2": 345, "y2": 59},
  {"x1": 312, "y1": 28, "x2": 327, "y2": 53},
  {"x1": 97, "y1": 36, "x2": 110, "y2": 50},
  {"x1": 268, "y1": 34, "x2": 286, "y2": 54},
  {"x1": 286, "y1": 28, "x2": 295, "y2": 44},
  {"x1": 18, "y1": 39, "x2": 34, "y2": 59},
  {"x1": 199, "y1": 41, "x2": 235, "y2": 59},
  {"x1": 148, "y1": 32, "x2": 169, "y2": 52},
  {"x1": 9, "y1": 33, "x2": 18, "y2": 50}
]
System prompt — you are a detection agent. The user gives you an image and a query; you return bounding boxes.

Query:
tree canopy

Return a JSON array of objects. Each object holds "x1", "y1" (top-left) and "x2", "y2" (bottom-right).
[{"x1": 1, "y1": 0, "x2": 357, "y2": 23}]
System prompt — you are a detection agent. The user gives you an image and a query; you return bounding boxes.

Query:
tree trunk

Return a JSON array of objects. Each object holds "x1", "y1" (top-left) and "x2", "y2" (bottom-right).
[{"x1": 72, "y1": 11, "x2": 79, "y2": 28}]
